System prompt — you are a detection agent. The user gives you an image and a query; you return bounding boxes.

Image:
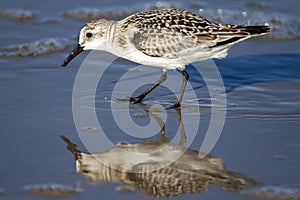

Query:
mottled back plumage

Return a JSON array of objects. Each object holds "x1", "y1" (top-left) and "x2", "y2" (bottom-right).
[{"x1": 118, "y1": 9, "x2": 269, "y2": 59}]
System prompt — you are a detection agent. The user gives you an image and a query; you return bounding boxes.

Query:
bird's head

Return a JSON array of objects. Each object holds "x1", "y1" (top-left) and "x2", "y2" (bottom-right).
[{"x1": 62, "y1": 19, "x2": 112, "y2": 67}]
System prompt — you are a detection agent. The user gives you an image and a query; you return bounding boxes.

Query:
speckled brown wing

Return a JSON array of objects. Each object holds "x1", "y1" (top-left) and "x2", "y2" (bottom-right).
[
  {"x1": 121, "y1": 9, "x2": 218, "y2": 58},
  {"x1": 131, "y1": 28, "x2": 216, "y2": 58},
  {"x1": 121, "y1": 9, "x2": 269, "y2": 59}
]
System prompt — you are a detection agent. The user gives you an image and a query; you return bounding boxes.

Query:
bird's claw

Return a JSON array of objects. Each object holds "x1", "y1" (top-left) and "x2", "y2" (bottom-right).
[
  {"x1": 129, "y1": 97, "x2": 142, "y2": 104},
  {"x1": 166, "y1": 102, "x2": 181, "y2": 109}
]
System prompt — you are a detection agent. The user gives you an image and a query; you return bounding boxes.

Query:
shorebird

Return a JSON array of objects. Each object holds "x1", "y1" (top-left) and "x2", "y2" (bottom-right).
[{"x1": 62, "y1": 8, "x2": 270, "y2": 108}]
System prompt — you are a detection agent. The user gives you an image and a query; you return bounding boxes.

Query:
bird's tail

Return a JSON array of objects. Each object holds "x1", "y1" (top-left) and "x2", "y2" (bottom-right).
[{"x1": 236, "y1": 25, "x2": 271, "y2": 36}]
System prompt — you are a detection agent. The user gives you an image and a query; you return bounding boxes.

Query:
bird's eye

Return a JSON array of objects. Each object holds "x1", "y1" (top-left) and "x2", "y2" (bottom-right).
[{"x1": 86, "y1": 32, "x2": 93, "y2": 38}]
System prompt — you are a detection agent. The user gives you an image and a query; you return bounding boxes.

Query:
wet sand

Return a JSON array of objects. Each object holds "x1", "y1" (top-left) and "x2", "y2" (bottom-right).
[{"x1": 1, "y1": 54, "x2": 299, "y2": 199}]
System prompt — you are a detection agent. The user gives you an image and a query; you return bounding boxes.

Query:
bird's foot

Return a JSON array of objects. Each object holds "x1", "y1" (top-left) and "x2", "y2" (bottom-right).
[
  {"x1": 166, "y1": 102, "x2": 181, "y2": 109},
  {"x1": 129, "y1": 96, "x2": 142, "y2": 104}
]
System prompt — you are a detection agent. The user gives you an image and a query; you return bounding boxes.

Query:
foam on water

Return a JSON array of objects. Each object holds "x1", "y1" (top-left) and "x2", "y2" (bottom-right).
[
  {"x1": 0, "y1": 38, "x2": 73, "y2": 58},
  {"x1": 0, "y1": 8, "x2": 36, "y2": 23}
]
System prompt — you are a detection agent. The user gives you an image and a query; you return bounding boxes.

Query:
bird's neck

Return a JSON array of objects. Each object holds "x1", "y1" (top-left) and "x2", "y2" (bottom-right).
[
  {"x1": 91, "y1": 21, "x2": 118, "y2": 53},
  {"x1": 106, "y1": 21, "x2": 117, "y2": 45}
]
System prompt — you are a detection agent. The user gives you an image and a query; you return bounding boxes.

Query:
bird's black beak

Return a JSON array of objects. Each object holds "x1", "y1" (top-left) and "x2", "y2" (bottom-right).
[{"x1": 61, "y1": 44, "x2": 84, "y2": 67}]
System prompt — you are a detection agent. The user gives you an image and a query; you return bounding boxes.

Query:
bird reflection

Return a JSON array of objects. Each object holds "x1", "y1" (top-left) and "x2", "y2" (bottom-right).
[{"x1": 61, "y1": 106, "x2": 256, "y2": 197}]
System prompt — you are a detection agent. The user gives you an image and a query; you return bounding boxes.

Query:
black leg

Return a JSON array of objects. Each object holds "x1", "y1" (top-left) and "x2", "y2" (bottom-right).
[
  {"x1": 130, "y1": 70, "x2": 167, "y2": 103},
  {"x1": 172, "y1": 70, "x2": 189, "y2": 108},
  {"x1": 175, "y1": 107, "x2": 187, "y2": 145}
]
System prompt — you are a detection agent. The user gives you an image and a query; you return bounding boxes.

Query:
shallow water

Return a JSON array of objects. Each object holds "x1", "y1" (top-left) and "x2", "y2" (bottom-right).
[{"x1": 0, "y1": 0, "x2": 300, "y2": 199}]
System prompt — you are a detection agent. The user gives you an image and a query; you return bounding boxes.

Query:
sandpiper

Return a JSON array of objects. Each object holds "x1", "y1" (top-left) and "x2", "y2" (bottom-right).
[{"x1": 62, "y1": 8, "x2": 270, "y2": 108}]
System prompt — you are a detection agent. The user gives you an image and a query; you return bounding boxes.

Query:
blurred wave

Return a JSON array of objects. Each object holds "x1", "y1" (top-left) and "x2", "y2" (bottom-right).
[
  {"x1": 0, "y1": 8, "x2": 36, "y2": 23},
  {"x1": 0, "y1": 38, "x2": 73, "y2": 58}
]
